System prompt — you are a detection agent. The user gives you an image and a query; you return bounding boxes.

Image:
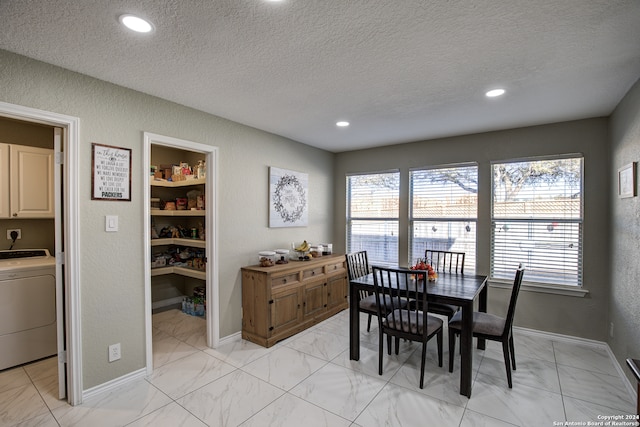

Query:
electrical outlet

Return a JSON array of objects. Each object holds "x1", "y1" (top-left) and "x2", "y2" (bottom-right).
[
  {"x1": 108, "y1": 343, "x2": 121, "y2": 362},
  {"x1": 6, "y1": 229, "x2": 21, "y2": 240}
]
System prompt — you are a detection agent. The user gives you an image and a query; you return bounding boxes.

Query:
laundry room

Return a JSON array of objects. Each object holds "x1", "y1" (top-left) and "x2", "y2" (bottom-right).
[{"x1": 0, "y1": 115, "x2": 57, "y2": 371}]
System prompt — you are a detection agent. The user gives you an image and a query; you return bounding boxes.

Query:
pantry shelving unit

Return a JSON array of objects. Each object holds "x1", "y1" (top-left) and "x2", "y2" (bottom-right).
[{"x1": 149, "y1": 150, "x2": 207, "y2": 313}]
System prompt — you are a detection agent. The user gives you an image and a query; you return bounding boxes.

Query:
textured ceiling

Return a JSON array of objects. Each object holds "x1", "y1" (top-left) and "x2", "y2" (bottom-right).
[{"x1": 1, "y1": 0, "x2": 639, "y2": 152}]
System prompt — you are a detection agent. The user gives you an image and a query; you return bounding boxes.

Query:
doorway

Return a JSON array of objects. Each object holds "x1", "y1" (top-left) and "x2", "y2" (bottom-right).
[
  {"x1": 0, "y1": 101, "x2": 81, "y2": 405},
  {"x1": 143, "y1": 132, "x2": 219, "y2": 374}
]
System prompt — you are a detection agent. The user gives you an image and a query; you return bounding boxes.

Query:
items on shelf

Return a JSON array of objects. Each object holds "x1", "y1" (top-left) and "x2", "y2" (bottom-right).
[
  {"x1": 151, "y1": 245, "x2": 206, "y2": 270},
  {"x1": 151, "y1": 160, "x2": 206, "y2": 182},
  {"x1": 151, "y1": 222, "x2": 205, "y2": 240}
]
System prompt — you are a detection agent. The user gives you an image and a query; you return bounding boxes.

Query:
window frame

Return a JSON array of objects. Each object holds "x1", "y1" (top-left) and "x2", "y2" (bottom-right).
[
  {"x1": 490, "y1": 153, "x2": 584, "y2": 288},
  {"x1": 409, "y1": 163, "x2": 478, "y2": 272},
  {"x1": 346, "y1": 170, "x2": 400, "y2": 267}
]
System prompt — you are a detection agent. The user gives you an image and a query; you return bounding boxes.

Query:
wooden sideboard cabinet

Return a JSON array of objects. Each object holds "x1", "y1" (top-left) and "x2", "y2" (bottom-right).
[{"x1": 241, "y1": 254, "x2": 348, "y2": 347}]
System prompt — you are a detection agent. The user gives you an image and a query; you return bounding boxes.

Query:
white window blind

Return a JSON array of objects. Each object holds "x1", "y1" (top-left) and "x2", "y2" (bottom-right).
[
  {"x1": 409, "y1": 165, "x2": 477, "y2": 271},
  {"x1": 491, "y1": 156, "x2": 583, "y2": 286},
  {"x1": 347, "y1": 172, "x2": 399, "y2": 266}
]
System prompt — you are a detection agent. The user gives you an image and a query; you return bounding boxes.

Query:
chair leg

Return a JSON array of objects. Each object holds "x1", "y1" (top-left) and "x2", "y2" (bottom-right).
[
  {"x1": 378, "y1": 330, "x2": 384, "y2": 376},
  {"x1": 509, "y1": 333, "x2": 516, "y2": 370},
  {"x1": 437, "y1": 329, "x2": 443, "y2": 367},
  {"x1": 367, "y1": 314, "x2": 372, "y2": 332},
  {"x1": 448, "y1": 330, "x2": 456, "y2": 373},
  {"x1": 420, "y1": 342, "x2": 427, "y2": 389},
  {"x1": 395, "y1": 337, "x2": 400, "y2": 355},
  {"x1": 387, "y1": 334, "x2": 392, "y2": 355},
  {"x1": 502, "y1": 340, "x2": 513, "y2": 388}
]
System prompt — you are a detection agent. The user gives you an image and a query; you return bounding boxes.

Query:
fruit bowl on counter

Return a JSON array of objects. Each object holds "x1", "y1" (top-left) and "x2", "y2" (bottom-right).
[{"x1": 292, "y1": 240, "x2": 312, "y2": 261}]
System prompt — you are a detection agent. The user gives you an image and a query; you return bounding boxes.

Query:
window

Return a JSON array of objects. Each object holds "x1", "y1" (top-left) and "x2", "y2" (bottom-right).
[
  {"x1": 410, "y1": 164, "x2": 478, "y2": 271},
  {"x1": 347, "y1": 171, "x2": 399, "y2": 266},
  {"x1": 491, "y1": 156, "x2": 583, "y2": 286}
]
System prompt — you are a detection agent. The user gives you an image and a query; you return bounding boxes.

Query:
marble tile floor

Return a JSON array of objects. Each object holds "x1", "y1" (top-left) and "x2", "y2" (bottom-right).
[{"x1": 0, "y1": 309, "x2": 636, "y2": 427}]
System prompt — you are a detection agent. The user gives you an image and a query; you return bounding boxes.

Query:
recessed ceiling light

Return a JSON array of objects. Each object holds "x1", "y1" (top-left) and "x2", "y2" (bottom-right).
[
  {"x1": 485, "y1": 89, "x2": 505, "y2": 98},
  {"x1": 119, "y1": 14, "x2": 153, "y2": 33},
  {"x1": 336, "y1": 121, "x2": 350, "y2": 127}
]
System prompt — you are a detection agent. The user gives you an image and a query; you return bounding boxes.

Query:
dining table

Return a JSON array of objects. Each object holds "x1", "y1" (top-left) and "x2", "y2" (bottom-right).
[{"x1": 349, "y1": 269, "x2": 488, "y2": 398}]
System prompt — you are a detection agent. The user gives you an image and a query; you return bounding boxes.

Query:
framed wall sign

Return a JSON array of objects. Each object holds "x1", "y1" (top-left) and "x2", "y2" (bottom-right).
[
  {"x1": 618, "y1": 162, "x2": 637, "y2": 198},
  {"x1": 269, "y1": 166, "x2": 308, "y2": 227},
  {"x1": 91, "y1": 143, "x2": 132, "y2": 201}
]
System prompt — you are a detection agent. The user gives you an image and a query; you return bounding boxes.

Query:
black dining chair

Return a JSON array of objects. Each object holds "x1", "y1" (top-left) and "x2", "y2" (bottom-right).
[
  {"x1": 423, "y1": 249, "x2": 466, "y2": 320},
  {"x1": 372, "y1": 266, "x2": 443, "y2": 389},
  {"x1": 346, "y1": 251, "x2": 410, "y2": 333},
  {"x1": 448, "y1": 264, "x2": 525, "y2": 388}
]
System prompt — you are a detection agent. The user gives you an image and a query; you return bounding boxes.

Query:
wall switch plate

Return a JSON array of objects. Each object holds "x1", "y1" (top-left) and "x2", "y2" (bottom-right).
[
  {"x1": 108, "y1": 343, "x2": 121, "y2": 362},
  {"x1": 6, "y1": 229, "x2": 22, "y2": 239},
  {"x1": 105, "y1": 215, "x2": 118, "y2": 232}
]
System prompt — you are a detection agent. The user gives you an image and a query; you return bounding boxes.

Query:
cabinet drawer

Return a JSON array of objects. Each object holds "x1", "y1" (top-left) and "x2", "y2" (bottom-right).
[
  {"x1": 271, "y1": 273, "x2": 299, "y2": 288},
  {"x1": 325, "y1": 262, "x2": 345, "y2": 274},
  {"x1": 302, "y1": 266, "x2": 324, "y2": 280}
]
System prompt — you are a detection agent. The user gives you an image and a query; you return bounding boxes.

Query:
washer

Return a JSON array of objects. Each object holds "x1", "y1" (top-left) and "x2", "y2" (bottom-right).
[{"x1": 0, "y1": 249, "x2": 56, "y2": 370}]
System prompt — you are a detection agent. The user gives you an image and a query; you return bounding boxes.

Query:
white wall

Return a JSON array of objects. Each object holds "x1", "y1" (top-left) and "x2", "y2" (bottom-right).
[
  {"x1": 0, "y1": 49, "x2": 335, "y2": 389},
  {"x1": 334, "y1": 118, "x2": 611, "y2": 340}
]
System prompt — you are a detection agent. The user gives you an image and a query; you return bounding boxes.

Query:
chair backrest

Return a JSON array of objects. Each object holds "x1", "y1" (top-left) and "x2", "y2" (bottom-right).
[
  {"x1": 425, "y1": 249, "x2": 465, "y2": 274},
  {"x1": 345, "y1": 251, "x2": 370, "y2": 281},
  {"x1": 503, "y1": 264, "x2": 525, "y2": 336},
  {"x1": 371, "y1": 266, "x2": 429, "y2": 337}
]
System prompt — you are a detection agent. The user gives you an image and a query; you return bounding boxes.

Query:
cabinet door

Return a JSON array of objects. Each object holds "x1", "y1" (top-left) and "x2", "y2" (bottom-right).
[
  {"x1": 0, "y1": 143, "x2": 8, "y2": 218},
  {"x1": 270, "y1": 286, "x2": 302, "y2": 337},
  {"x1": 326, "y1": 274, "x2": 348, "y2": 311},
  {"x1": 303, "y1": 280, "x2": 326, "y2": 319},
  {"x1": 9, "y1": 145, "x2": 54, "y2": 218}
]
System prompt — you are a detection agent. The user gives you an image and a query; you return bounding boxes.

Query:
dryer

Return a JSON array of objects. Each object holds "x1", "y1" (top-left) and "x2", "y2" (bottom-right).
[{"x1": 0, "y1": 249, "x2": 56, "y2": 370}]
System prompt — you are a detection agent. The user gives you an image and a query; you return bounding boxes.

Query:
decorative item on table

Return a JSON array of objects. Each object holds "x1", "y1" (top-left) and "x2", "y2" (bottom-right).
[
  {"x1": 258, "y1": 251, "x2": 276, "y2": 267},
  {"x1": 410, "y1": 258, "x2": 438, "y2": 282},
  {"x1": 275, "y1": 249, "x2": 289, "y2": 264},
  {"x1": 292, "y1": 240, "x2": 312, "y2": 260}
]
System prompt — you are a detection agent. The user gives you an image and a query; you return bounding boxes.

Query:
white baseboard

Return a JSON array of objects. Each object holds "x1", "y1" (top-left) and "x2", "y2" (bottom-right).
[
  {"x1": 217, "y1": 331, "x2": 241, "y2": 347},
  {"x1": 82, "y1": 368, "x2": 147, "y2": 402}
]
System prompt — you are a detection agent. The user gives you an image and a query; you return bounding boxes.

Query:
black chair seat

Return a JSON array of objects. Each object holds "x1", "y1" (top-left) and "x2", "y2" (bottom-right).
[
  {"x1": 360, "y1": 294, "x2": 408, "y2": 313},
  {"x1": 385, "y1": 309, "x2": 443, "y2": 335},
  {"x1": 449, "y1": 311, "x2": 505, "y2": 337}
]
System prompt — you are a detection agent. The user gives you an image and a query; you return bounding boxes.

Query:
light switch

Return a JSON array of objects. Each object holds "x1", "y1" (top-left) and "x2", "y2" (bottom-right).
[{"x1": 106, "y1": 215, "x2": 118, "y2": 232}]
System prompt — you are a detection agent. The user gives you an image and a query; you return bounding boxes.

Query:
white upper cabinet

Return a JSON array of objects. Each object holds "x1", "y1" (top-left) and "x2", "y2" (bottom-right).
[{"x1": 1, "y1": 144, "x2": 54, "y2": 219}]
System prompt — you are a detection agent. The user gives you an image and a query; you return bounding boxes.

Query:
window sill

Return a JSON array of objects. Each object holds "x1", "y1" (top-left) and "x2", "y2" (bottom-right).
[{"x1": 488, "y1": 280, "x2": 589, "y2": 297}]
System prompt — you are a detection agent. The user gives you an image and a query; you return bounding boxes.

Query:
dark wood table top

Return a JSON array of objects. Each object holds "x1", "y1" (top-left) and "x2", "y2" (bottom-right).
[{"x1": 350, "y1": 271, "x2": 488, "y2": 305}]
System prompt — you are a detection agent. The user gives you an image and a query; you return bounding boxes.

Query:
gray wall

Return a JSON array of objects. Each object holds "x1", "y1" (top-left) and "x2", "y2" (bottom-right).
[
  {"x1": 334, "y1": 118, "x2": 611, "y2": 340},
  {"x1": 609, "y1": 77, "x2": 640, "y2": 385},
  {"x1": 0, "y1": 50, "x2": 335, "y2": 389}
]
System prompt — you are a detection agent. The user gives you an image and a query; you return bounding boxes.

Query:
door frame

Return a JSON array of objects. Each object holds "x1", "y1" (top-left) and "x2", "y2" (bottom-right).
[
  {"x1": 0, "y1": 101, "x2": 82, "y2": 405},
  {"x1": 143, "y1": 132, "x2": 220, "y2": 374}
]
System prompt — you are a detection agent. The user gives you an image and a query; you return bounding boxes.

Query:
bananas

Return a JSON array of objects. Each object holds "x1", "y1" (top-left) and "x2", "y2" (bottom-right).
[{"x1": 294, "y1": 240, "x2": 310, "y2": 252}]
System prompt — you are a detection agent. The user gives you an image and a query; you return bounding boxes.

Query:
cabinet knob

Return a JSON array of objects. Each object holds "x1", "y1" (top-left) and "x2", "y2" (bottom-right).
[
  {"x1": 283, "y1": 278, "x2": 287, "y2": 283},
  {"x1": 12, "y1": 213, "x2": 17, "y2": 217}
]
